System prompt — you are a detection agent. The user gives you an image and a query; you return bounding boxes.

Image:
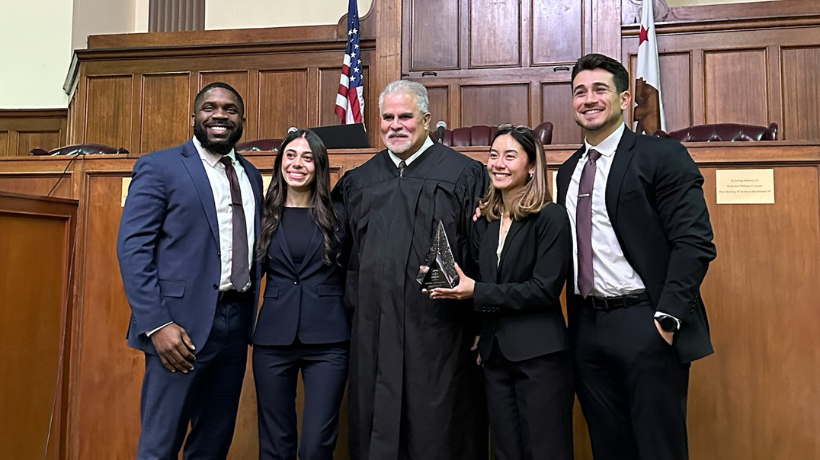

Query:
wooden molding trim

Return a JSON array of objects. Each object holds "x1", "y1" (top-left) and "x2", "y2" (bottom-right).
[
  {"x1": 75, "y1": 38, "x2": 376, "y2": 61},
  {"x1": 622, "y1": 0, "x2": 820, "y2": 25},
  {"x1": 623, "y1": 13, "x2": 820, "y2": 35},
  {"x1": 336, "y1": 0, "x2": 377, "y2": 40},
  {"x1": 0, "y1": 109, "x2": 68, "y2": 119}
]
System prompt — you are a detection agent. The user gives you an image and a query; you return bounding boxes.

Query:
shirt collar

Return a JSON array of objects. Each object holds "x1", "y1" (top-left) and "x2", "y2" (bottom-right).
[
  {"x1": 193, "y1": 136, "x2": 237, "y2": 167},
  {"x1": 388, "y1": 135, "x2": 434, "y2": 168},
  {"x1": 583, "y1": 123, "x2": 626, "y2": 159}
]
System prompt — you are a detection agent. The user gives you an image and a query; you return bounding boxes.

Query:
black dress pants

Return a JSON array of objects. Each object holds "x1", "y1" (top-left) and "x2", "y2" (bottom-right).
[
  {"x1": 484, "y1": 343, "x2": 574, "y2": 460},
  {"x1": 573, "y1": 301, "x2": 690, "y2": 460},
  {"x1": 253, "y1": 340, "x2": 349, "y2": 460}
]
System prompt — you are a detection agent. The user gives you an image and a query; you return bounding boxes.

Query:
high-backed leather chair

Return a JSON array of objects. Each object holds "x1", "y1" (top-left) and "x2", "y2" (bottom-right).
[
  {"x1": 236, "y1": 138, "x2": 284, "y2": 152},
  {"x1": 29, "y1": 144, "x2": 129, "y2": 156},
  {"x1": 654, "y1": 123, "x2": 778, "y2": 142},
  {"x1": 430, "y1": 122, "x2": 554, "y2": 147}
]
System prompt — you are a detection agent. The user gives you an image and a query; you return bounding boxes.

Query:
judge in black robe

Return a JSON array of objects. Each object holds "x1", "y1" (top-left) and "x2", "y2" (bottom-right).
[{"x1": 334, "y1": 81, "x2": 489, "y2": 460}]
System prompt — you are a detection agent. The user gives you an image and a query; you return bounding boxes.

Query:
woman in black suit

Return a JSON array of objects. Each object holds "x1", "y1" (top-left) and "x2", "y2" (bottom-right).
[
  {"x1": 429, "y1": 125, "x2": 574, "y2": 460},
  {"x1": 252, "y1": 129, "x2": 349, "y2": 460}
]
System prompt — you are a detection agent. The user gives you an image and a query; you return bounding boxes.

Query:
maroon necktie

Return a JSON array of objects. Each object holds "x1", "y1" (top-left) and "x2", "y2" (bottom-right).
[
  {"x1": 576, "y1": 149, "x2": 601, "y2": 298},
  {"x1": 219, "y1": 156, "x2": 250, "y2": 291}
]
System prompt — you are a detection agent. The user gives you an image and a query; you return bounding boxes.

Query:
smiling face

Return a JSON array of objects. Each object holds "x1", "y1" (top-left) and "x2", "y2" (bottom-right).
[
  {"x1": 192, "y1": 87, "x2": 245, "y2": 155},
  {"x1": 572, "y1": 68, "x2": 631, "y2": 145},
  {"x1": 280, "y1": 136, "x2": 316, "y2": 194},
  {"x1": 379, "y1": 92, "x2": 431, "y2": 158},
  {"x1": 487, "y1": 133, "x2": 534, "y2": 196}
]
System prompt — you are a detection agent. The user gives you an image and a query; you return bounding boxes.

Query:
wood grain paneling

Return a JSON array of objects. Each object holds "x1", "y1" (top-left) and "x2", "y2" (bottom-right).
[
  {"x1": 532, "y1": 0, "x2": 583, "y2": 65},
  {"x1": 781, "y1": 46, "x2": 820, "y2": 140},
  {"x1": 18, "y1": 132, "x2": 62, "y2": 155},
  {"x1": 704, "y1": 50, "x2": 768, "y2": 125},
  {"x1": 693, "y1": 165, "x2": 820, "y2": 460},
  {"x1": 257, "y1": 70, "x2": 309, "y2": 140},
  {"x1": 0, "y1": 174, "x2": 73, "y2": 199},
  {"x1": 426, "y1": 86, "x2": 450, "y2": 128},
  {"x1": 319, "y1": 67, "x2": 343, "y2": 127},
  {"x1": 141, "y1": 74, "x2": 191, "y2": 153},
  {"x1": 0, "y1": 132, "x2": 9, "y2": 157},
  {"x1": 198, "y1": 71, "x2": 251, "y2": 143},
  {"x1": 0, "y1": 193, "x2": 76, "y2": 460},
  {"x1": 0, "y1": 214, "x2": 67, "y2": 460},
  {"x1": 86, "y1": 76, "x2": 133, "y2": 148},
  {"x1": 541, "y1": 82, "x2": 582, "y2": 145},
  {"x1": 75, "y1": 174, "x2": 143, "y2": 460},
  {"x1": 461, "y1": 84, "x2": 529, "y2": 127},
  {"x1": 405, "y1": 0, "x2": 459, "y2": 70},
  {"x1": 469, "y1": 0, "x2": 521, "y2": 68}
]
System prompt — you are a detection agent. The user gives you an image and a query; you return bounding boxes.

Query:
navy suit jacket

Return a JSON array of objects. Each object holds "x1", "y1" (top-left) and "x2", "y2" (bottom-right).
[
  {"x1": 556, "y1": 128, "x2": 716, "y2": 363},
  {"x1": 117, "y1": 140, "x2": 264, "y2": 354},
  {"x1": 252, "y1": 206, "x2": 349, "y2": 346}
]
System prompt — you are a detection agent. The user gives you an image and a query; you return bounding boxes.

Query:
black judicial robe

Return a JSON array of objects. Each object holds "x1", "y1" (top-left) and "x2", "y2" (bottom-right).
[{"x1": 334, "y1": 143, "x2": 490, "y2": 460}]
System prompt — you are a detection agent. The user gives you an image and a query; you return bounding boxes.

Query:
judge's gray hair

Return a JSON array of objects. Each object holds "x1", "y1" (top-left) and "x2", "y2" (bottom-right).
[{"x1": 379, "y1": 80, "x2": 430, "y2": 116}]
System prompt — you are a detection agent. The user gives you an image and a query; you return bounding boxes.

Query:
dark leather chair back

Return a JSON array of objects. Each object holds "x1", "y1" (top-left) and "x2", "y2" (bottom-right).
[
  {"x1": 235, "y1": 139, "x2": 284, "y2": 152},
  {"x1": 654, "y1": 123, "x2": 778, "y2": 142},
  {"x1": 29, "y1": 144, "x2": 129, "y2": 156}
]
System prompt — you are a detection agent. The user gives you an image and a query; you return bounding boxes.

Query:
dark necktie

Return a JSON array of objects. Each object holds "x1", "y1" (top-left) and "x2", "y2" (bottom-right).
[
  {"x1": 576, "y1": 149, "x2": 601, "y2": 298},
  {"x1": 219, "y1": 156, "x2": 250, "y2": 291},
  {"x1": 398, "y1": 160, "x2": 406, "y2": 177}
]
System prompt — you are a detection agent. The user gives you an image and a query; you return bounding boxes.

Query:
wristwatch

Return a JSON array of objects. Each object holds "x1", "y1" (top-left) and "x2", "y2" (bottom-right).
[{"x1": 654, "y1": 312, "x2": 681, "y2": 332}]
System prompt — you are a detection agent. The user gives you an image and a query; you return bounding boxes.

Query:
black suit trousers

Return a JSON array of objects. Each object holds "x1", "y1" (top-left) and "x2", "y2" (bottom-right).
[
  {"x1": 484, "y1": 343, "x2": 574, "y2": 460},
  {"x1": 572, "y1": 301, "x2": 690, "y2": 460},
  {"x1": 253, "y1": 340, "x2": 349, "y2": 460}
]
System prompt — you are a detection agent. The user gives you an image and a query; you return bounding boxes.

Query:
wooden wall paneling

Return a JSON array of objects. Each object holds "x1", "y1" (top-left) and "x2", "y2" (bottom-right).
[
  {"x1": 257, "y1": 69, "x2": 309, "y2": 141},
  {"x1": 663, "y1": 0, "x2": 820, "y2": 23},
  {"x1": 765, "y1": 45, "x2": 783, "y2": 139},
  {"x1": 198, "y1": 71, "x2": 252, "y2": 143},
  {"x1": 85, "y1": 76, "x2": 133, "y2": 150},
  {"x1": 402, "y1": 0, "x2": 460, "y2": 71},
  {"x1": 541, "y1": 82, "x2": 583, "y2": 145},
  {"x1": 461, "y1": 84, "x2": 530, "y2": 127},
  {"x1": 140, "y1": 73, "x2": 191, "y2": 153},
  {"x1": 469, "y1": 0, "x2": 522, "y2": 68},
  {"x1": 17, "y1": 132, "x2": 63, "y2": 155},
  {"x1": 0, "y1": 195, "x2": 76, "y2": 460},
  {"x1": 691, "y1": 49, "x2": 706, "y2": 126},
  {"x1": 532, "y1": 0, "x2": 584, "y2": 65},
  {"x1": 692, "y1": 165, "x2": 820, "y2": 460},
  {"x1": 319, "y1": 67, "x2": 343, "y2": 127},
  {"x1": 0, "y1": 172, "x2": 74, "y2": 200},
  {"x1": 373, "y1": 0, "x2": 403, "y2": 150},
  {"x1": 0, "y1": 131, "x2": 9, "y2": 157},
  {"x1": 627, "y1": 52, "x2": 693, "y2": 132},
  {"x1": 780, "y1": 46, "x2": 820, "y2": 140},
  {"x1": 703, "y1": 49, "x2": 769, "y2": 125},
  {"x1": 591, "y1": 0, "x2": 621, "y2": 59},
  {"x1": 425, "y1": 86, "x2": 451, "y2": 128}
]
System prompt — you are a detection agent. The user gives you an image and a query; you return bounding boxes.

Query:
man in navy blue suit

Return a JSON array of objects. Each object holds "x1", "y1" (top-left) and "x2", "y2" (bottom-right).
[{"x1": 117, "y1": 82, "x2": 263, "y2": 460}]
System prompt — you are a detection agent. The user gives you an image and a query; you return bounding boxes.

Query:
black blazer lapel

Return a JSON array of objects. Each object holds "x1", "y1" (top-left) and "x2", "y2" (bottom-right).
[
  {"x1": 483, "y1": 219, "x2": 501, "y2": 284},
  {"x1": 181, "y1": 140, "x2": 219, "y2": 246},
  {"x1": 273, "y1": 225, "x2": 298, "y2": 273},
  {"x1": 605, "y1": 128, "x2": 638, "y2": 228},
  {"x1": 497, "y1": 218, "x2": 525, "y2": 277},
  {"x1": 298, "y1": 223, "x2": 323, "y2": 274}
]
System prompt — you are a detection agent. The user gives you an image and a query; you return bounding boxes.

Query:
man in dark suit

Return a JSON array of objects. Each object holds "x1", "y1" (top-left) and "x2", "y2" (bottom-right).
[
  {"x1": 117, "y1": 82, "x2": 263, "y2": 460},
  {"x1": 556, "y1": 54, "x2": 716, "y2": 460}
]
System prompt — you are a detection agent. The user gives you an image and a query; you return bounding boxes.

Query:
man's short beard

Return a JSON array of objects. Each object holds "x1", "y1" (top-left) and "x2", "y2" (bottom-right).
[{"x1": 194, "y1": 123, "x2": 244, "y2": 155}]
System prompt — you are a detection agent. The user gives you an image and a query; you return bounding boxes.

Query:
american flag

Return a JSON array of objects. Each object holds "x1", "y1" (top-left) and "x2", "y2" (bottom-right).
[{"x1": 335, "y1": 0, "x2": 365, "y2": 124}]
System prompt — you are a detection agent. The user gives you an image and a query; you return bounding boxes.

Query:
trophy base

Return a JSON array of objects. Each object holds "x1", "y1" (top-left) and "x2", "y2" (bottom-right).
[{"x1": 419, "y1": 262, "x2": 457, "y2": 290}]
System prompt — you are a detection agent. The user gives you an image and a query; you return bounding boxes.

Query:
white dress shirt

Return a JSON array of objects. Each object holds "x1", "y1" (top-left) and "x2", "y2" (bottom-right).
[
  {"x1": 388, "y1": 136, "x2": 434, "y2": 168},
  {"x1": 193, "y1": 137, "x2": 256, "y2": 292},
  {"x1": 565, "y1": 123, "x2": 646, "y2": 297}
]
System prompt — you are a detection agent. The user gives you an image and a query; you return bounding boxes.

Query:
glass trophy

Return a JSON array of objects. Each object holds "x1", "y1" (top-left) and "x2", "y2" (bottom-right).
[{"x1": 417, "y1": 220, "x2": 459, "y2": 290}]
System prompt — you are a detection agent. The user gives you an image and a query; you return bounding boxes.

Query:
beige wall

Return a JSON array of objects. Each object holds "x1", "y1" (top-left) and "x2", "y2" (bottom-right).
[
  {"x1": 206, "y1": 0, "x2": 373, "y2": 30},
  {"x1": 0, "y1": 0, "x2": 73, "y2": 108},
  {"x1": 72, "y1": 0, "x2": 138, "y2": 50}
]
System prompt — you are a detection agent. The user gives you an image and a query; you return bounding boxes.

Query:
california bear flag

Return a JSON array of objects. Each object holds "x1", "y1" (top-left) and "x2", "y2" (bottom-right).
[{"x1": 634, "y1": 0, "x2": 666, "y2": 135}]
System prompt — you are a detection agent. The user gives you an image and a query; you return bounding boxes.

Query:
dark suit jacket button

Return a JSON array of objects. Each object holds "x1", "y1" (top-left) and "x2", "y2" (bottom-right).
[
  {"x1": 212, "y1": 284, "x2": 218, "y2": 290},
  {"x1": 293, "y1": 281, "x2": 298, "y2": 285}
]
